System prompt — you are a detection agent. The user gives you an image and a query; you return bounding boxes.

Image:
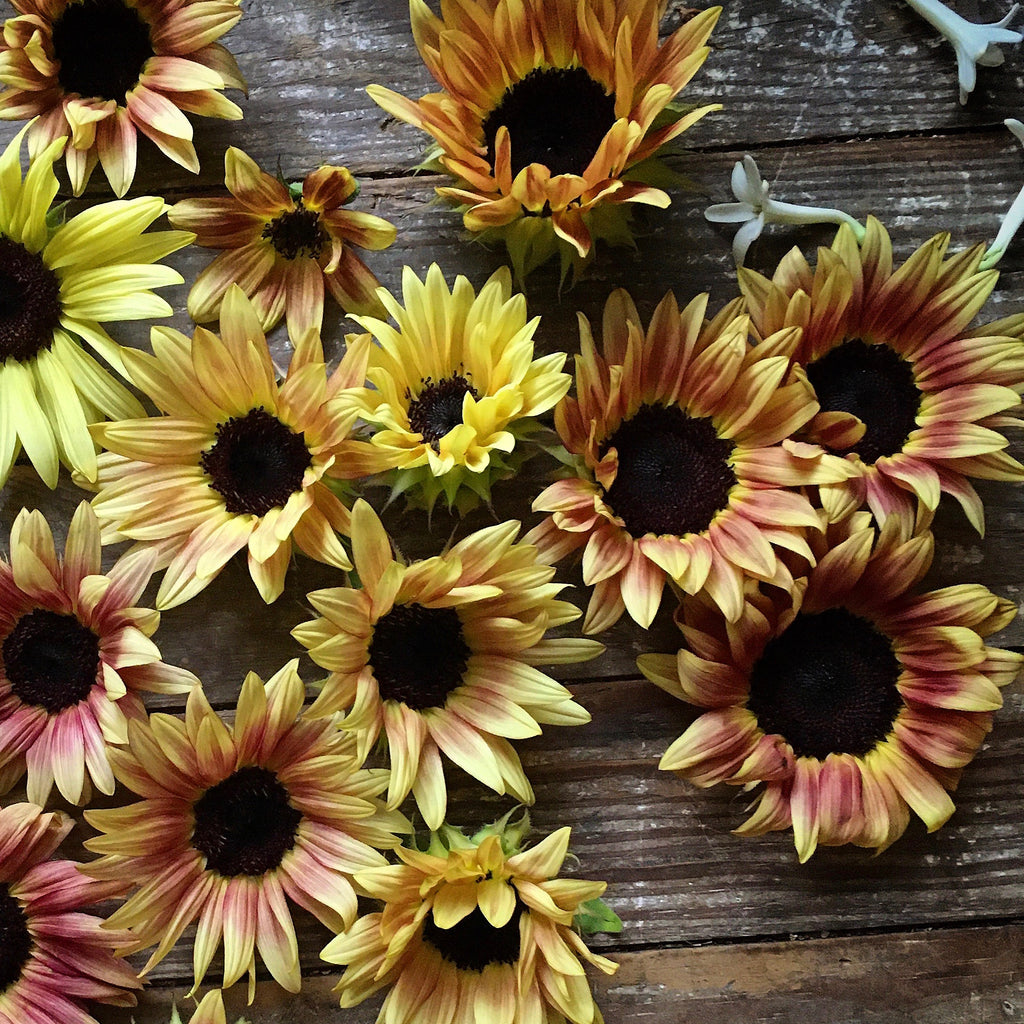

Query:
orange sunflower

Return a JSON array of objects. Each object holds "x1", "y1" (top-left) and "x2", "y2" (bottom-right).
[
  {"x1": 85, "y1": 285, "x2": 370, "y2": 609},
  {"x1": 83, "y1": 661, "x2": 409, "y2": 996},
  {"x1": 0, "y1": 501, "x2": 197, "y2": 806},
  {"x1": 638, "y1": 511, "x2": 1022, "y2": 861},
  {"x1": 292, "y1": 499, "x2": 600, "y2": 830},
  {"x1": 368, "y1": 0, "x2": 721, "y2": 276},
  {"x1": 168, "y1": 147, "x2": 397, "y2": 343},
  {"x1": 0, "y1": 0, "x2": 245, "y2": 195},
  {"x1": 739, "y1": 216, "x2": 1024, "y2": 531},
  {"x1": 526, "y1": 288, "x2": 855, "y2": 633}
]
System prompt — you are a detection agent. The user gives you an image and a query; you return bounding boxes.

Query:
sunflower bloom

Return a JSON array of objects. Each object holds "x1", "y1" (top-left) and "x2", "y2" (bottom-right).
[
  {"x1": 740, "y1": 216, "x2": 1024, "y2": 532},
  {"x1": 85, "y1": 285, "x2": 371, "y2": 609},
  {"x1": 0, "y1": 125, "x2": 190, "y2": 488},
  {"x1": 368, "y1": 1, "x2": 721, "y2": 276},
  {"x1": 292, "y1": 499, "x2": 601, "y2": 830},
  {"x1": 168, "y1": 147, "x2": 397, "y2": 343},
  {"x1": 638, "y1": 511, "x2": 1023, "y2": 861},
  {"x1": 0, "y1": 0, "x2": 245, "y2": 195},
  {"x1": 339, "y1": 264, "x2": 571, "y2": 512},
  {"x1": 83, "y1": 661, "x2": 409, "y2": 996},
  {"x1": 0, "y1": 802, "x2": 142, "y2": 1024},
  {"x1": 324, "y1": 816, "x2": 618, "y2": 1024},
  {"x1": 0, "y1": 501, "x2": 197, "y2": 805},
  {"x1": 526, "y1": 288, "x2": 855, "y2": 633}
]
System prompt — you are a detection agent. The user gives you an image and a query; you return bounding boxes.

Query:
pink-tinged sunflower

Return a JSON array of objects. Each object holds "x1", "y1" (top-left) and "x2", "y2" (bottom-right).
[
  {"x1": 368, "y1": 1, "x2": 721, "y2": 277},
  {"x1": 526, "y1": 288, "x2": 856, "y2": 634},
  {"x1": 84, "y1": 285, "x2": 371, "y2": 609},
  {"x1": 292, "y1": 499, "x2": 601, "y2": 831},
  {"x1": 638, "y1": 511, "x2": 1023, "y2": 862},
  {"x1": 0, "y1": 0, "x2": 245, "y2": 196},
  {"x1": 0, "y1": 125, "x2": 190, "y2": 489},
  {"x1": 83, "y1": 661, "x2": 409, "y2": 996},
  {"x1": 740, "y1": 216, "x2": 1024, "y2": 532},
  {"x1": 323, "y1": 814, "x2": 618, "y2": 1024},
  {"x1": 0, "y1": 802, "x2": 142, "y2": 1024},
  {"x1": 339, "y1": 263, "x2": 571, "y2": 513},
  {"x1": 168, "y1": 147, "x2": 397, "y2": 343},
  {"x1": 0, "y1": 501, "x2": 197, "y2": 806}
]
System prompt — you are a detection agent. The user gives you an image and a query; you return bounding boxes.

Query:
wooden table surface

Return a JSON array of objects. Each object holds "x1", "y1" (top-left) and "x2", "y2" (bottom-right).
[{"x1": 2, "y1": 0, "x2": 1023, "y2": 1022}]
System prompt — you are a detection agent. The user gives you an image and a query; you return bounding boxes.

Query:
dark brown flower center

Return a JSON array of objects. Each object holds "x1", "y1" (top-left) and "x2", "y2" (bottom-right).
[
  {"x1": 0, "y1": 884, "x2": 31, "y2": 994},
  {"x1": 2, "y1": 609, "x2": 100, "y2": 713},
  {"x1": 192, "y1": 765, "x2": 302, "y2": 876},
  {"x1": 482, "y1": 66, "x2": 616, "y2": 178},
  {"x1": 51, "y1": 0, "x2": 154, "y2": 103},
  {"x1": 0, "y1": 238, "x2": 62, "y2": 365},
  {"x1": 201, "y1": 407, "x2": 312, "y2": 517},
  {"x1": 601, "y1": 404, "x2": 737, "y2": 538},
  {"x1": 422, "y1": 900, "x2": 523, "y2": 972},
  {"x1": 747, "y1": 607, "x2": 903, "y2": 759},
  {"x1": 805, "y1": 338, "x2": 921, "y2": 464},
  {"x1": 407, "y1": 374, "x2": 478, "y2": 447},
  {"x1": 369, "y1": 603, "x2": 470, "y2": 711},
  {"x1": 262, "y1": 203, "x2": 327, "y2": 260}
]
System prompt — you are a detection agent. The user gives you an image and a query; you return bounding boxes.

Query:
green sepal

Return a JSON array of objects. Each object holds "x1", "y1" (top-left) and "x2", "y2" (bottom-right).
[
  {"x1": 406, "y1": 808, "x2": 532, "y2": 858},
  {"x1": 573, "y1": 897, "x2": 623, "y2": 936},
  {"x1": 45, "y1": 200, "x2": 69, "y2": 231},
  {"x1": 287, "y1": 181, "x2": 304, "y2": 200}
]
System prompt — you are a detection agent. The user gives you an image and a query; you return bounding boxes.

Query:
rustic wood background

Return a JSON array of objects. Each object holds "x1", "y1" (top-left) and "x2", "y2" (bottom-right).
[{"x1": 1, "y1": 0, "x2": 1023, "y2": 1021}]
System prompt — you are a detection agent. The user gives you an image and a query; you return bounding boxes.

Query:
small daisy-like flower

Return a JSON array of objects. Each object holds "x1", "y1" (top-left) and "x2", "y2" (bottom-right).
[
  {"x1": 368, "y1": 0, "x2": 721, "y2": 277},
  {"x1": 86, "y1": 285, "x2": 371, "y2": 609},
  {"x1": 0, "y1": 802, "x2": 142, "y2": 1024},
  {"x1": 323, "y1": 815, "x2": 618, "y2": 1024},
  {"x1": 0, "y1": 0, "x2": 245, "y2": 195},
  {"x1": 168, "y1": 147, "x2": 397, "y2": 343},
  {"x1": 0, "y1": 501, "x2": 197, "y2": 806},
  {"x1": 292, "y1": 499, "x2": 600, "y2": 830},
  {"x1": 526, "y1": 288, "x2": 855, "y2": 633},
  {"x1": 83, "y1": 661, "x2": 409, "y2": 995},
  {"x1": 339, "y1": 264, "x2": 571, "y2": 513},
  {"x1": 0, "y1": 125, "x2": 190, "y2": 489},
  {"x1": 638, "y1": 512, "x2": 1022, "y2": 861},
  {"x1": 740, "y1": 216, "x2": 1024, "y2": 532}
]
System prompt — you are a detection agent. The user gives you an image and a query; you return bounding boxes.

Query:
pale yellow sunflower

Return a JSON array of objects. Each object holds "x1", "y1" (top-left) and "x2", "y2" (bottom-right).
[
  {"x1": 526, "y1": 288, "x2": 855, "y2": 633},
  {"x1": 638, "y1": 511, "x2": 1022, "y2": 861},
  {"x1": 368, "y1": 0, "x2": 721, "y2": 276},
  {"x1": 292, "y1": 499, "x2": 601, "y2": 830},
  {"x1": 170, "y1": 992, "x2": 249, "y2": 1024},
  {"x1": 0, "y1": 124, "x2": 190, "y2": 488},
  {"x1": 740, "y1": 216, "x2": 1024, "y2": 531},
  {"x1": 168, "y1": 146, "x2": 397, "y2": 342},
  {"x1": 324, "y1": 816, "x2": 618, "y2": 1024},
  {"x1": 85, "y1": 285, "x2": 371, "y2": 609},
  {"x1": 0, "y1": 0, "x2": 245, "y2": 195}
]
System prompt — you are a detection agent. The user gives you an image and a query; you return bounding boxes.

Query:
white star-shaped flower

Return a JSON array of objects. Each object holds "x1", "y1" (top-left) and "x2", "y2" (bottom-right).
[{"x1": 982, "y1": 118, "x2": 1024, "y2": 269}]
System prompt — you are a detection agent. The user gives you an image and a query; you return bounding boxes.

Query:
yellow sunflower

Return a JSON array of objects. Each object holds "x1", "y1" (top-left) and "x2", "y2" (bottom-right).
[
  {"x1": 739, "y1": 216, "x2": 1024, "y2": 531},
  {"x1": 0, "y1": 0, "x2": 245, "y2": 195},
  {"x1": 368, "y1": 0, "x2": 721, "y2": 277},
  {"x1": 168, "y1": 146, "x2": 397, "y2": 343},
  {"x1": 292, "y1": 499, "x2": 601, "y2": 830},
  {"x1": 0, "y1": 124, "x2": 191, "y2": 489},
  {"x1": 83, "y1": 661, "x2": 409, "y2": 997},
  {"x1": 324, "y1": 815, "x2": 618, "y2": 1024},
  {"x1": 338, "y1": 263, "x2": 571, "y2": 512},
  {"x1": 0, "y1": 501, "x2": 197, "y2": 805},
  {"x1": 85, "y1": 285, "x2": 371, "y2": 609},
  {"x1": 526, "y1": 288, "x2": 855, "y2": 633},
  {"x1": 638, "y1": 511, "x2": 1022, "y2": 862}
]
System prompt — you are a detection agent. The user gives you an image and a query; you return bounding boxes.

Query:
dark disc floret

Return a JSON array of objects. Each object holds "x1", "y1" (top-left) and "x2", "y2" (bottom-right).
[
  {"x1": 805, "y1": 338, "x2": 921, "y2": 464},
  {"x1": 262, "y1": 203, "x2": 328, "y2": 260},
  {"x1": 191, "y1": 765, "x2": 302, "y2": 877},
  {"x1": 0, "y1": 238, "x2": 62, "y2": 365},
  {"x1": 201, "y1": 407, "x2": 312, "y2": 516},
  {"x1": 747, "y1": 607, "x2": 904, "y2": 760},
  {"x1": 421, "y1": 899, "x2": 524, "y2": 972},
  {"x1": 482, "y1": 66, "x2": 617, "y2": 178},
  {"x1": 407, "y1": 374, "x2": 479, "y2": 448},
  {"x1": 369, "y1": 603, "x2": 470, "y2": 711},
  {"x1": 601, "y1": 404, "x2": 737, "y2": 538},
  {"x1": 2, "y1": 608, "x2": 100, "y2": 713},
  {"x1": 0, "y1": 884, "x2": 32, "y2": 994},
  {"x1": 51, "y1": 0, "x2": 154, "y2": 103}
]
